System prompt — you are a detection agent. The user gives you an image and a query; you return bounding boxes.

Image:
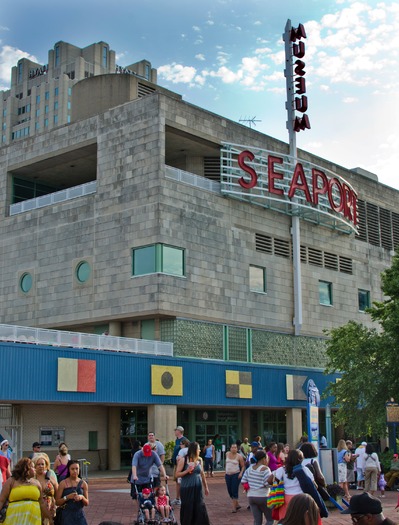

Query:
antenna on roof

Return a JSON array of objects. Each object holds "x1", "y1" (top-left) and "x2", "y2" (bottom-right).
[{"x1": 239, "y1": 116, "x2": 261, "y2": 128}]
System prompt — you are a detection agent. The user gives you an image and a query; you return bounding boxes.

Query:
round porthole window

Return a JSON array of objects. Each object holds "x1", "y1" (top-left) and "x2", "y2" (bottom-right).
[
  {"x1": 20, "y1": 272, "x2": 33, "y2": 293},
  {"x1": 76, "y1": 261, "x2": 91, "y2": 283}
]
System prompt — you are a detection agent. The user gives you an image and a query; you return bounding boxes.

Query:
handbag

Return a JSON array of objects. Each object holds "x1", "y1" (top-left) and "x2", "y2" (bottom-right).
[
  {"x1": 267, "y1": 478, "x2": 285, "y2": 509},
  {"x1": 54, "y1": 505, "x2": 65, "y2": 525}
]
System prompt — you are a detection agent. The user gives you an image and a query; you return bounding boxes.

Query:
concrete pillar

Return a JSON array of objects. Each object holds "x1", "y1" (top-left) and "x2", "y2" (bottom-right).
[
  {"x1": 286, "y1": 408, "x2": 303, "y2": 448},
  {"x1": 147, "y1": 405, "x2": 177, "y2": 449},
  {"x1": 108, "y1": 406, "x2": 121, "y2": 470},
  {"x1": 241, "y1": 410, "x2": 251, "y2": 441},
  {"x1": 109, "y1": 321, "x2": 122, "y2": 336}
]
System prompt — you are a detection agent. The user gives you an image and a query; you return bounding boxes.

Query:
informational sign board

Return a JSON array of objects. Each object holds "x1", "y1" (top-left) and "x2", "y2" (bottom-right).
[{"x1": 307, "y1": 379, "x2": 320, "y2": 452}]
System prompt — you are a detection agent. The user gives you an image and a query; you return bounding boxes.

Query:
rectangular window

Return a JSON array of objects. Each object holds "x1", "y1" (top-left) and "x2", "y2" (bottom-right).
[
  {"x1": 249, "y1": 265, "x2": 266, "y2": 293},
  {"x1": 162, "y1": 245, "x2": 184, "y2": 275},
  {"x1": 54, "y1": 101, "x2": 58, "y2": 110},
  {"x1": 54, "y1": 87, "x2": 59, "y2": 97},
  {"x1": 35, "y1": 122, "x2": 40, "y2": 130},
  {"x1": 44, "y1": 118, "x2": 48, "y2": 127},
  {"x1": 319, "y1": 281, "x2": 333, "y2": 306},
  {"x1": 45, "y1": 91, "x2": 49, "y2": 100},
  {"x1": 132, "y1": 244, "x2": 184, "y2": 277},
  {"x1": 54, "y1": 115, "x2": 58, "y2": 124},
  {"x1": 3, "y1": 109, "x2": 7, "y2": 117},
  {"x1": 55, "y1": 45, "x2": 60, "y2": 67},
  {"x1": 45, "y1": 105, "x2": 49, "y2": 114},
  {"x1": 36, "y1": 95, "x2": 40, "y2": 104},
  {"x1": 358, "y1": 289, "x2": 370, "y2": 312},
  {"x1": 68, "y1": 87, "x2": 72, "y2": 96},
  {"x1": 141, "y1": 319, "x2": 155, "y2": 340},
  {"x1": 102, "y1": 45, "x2": 108, "y2": 68}
]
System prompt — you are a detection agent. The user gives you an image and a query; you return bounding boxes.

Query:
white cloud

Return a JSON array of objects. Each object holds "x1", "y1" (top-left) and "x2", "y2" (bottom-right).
[
  {"x1": 195, "y1": 54, "x2": 206, "y2": 61},
  {"x1": 0, "y1": 45, "x2": 38, "y2": 89},
  {"x1": 192, "y1": 26, "x2": 201, "y2": 32},
  {"x1": 343, "y1": 97, "x2": 358, "y2": 103},
  {"x1": 158, "y1": 63, "x2": 197, "y2": 84}
]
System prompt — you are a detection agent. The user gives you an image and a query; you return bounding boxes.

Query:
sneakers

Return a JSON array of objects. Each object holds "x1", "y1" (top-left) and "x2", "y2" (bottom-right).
[{"x1": 171, "y1": 498, "x2": 181, "y2": 505}]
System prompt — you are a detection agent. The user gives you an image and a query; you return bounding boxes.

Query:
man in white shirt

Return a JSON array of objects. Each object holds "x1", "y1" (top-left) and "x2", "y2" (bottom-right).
[{"x1": 355, "y1": 441, "x2": 367, "y2": 490}]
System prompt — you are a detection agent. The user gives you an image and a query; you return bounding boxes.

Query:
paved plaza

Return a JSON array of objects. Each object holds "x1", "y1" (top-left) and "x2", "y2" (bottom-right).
[{"x1": 84, "y1": 472, "x2": 399, "y2": 525}]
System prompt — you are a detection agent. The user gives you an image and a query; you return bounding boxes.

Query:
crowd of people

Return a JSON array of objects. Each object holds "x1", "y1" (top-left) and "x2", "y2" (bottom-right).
[
  {"x1": 1, "y1": 432, "x2": 399, "y2": 524},
  {"x1": 0, "y1": 440, "x2": 89, "y2": 525}
]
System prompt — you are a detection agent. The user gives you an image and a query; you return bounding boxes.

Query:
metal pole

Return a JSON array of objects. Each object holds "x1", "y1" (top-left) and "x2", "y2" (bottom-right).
[
  {"x1": 326, "y1": 404, "x2": 332, "y2": 448},
  {"x1": 283, "y1": 19, "x2": 302, "y2": 336}
]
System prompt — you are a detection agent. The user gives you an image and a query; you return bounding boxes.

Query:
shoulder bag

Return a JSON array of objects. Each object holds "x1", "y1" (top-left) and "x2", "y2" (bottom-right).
[{"x1": 267, "y1": 477, "x2": 285, "y2": 509}]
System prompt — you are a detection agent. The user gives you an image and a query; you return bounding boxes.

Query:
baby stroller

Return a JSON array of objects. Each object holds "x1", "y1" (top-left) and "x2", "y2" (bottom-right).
[{"x1": 153, "y1": 481, "x2": 178, "y2": 525}]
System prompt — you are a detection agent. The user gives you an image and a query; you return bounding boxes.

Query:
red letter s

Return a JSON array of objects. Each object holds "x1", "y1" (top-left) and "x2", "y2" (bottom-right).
[{"x1": 238, "y1": 150, "x2": 257, "y2": 189}]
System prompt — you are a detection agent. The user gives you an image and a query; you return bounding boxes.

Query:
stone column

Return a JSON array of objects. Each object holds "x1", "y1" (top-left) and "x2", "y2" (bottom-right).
[
  {"x1": 241, "y1": 409, "x2": 251, "y2": 441},
  {"x1": 147, "y1": 405, "x2": 177, "y2": 449},
  {"x1": 286, "y1": 408, "x2": 303, "y2": 448},
  {"x1": 109, "y1": 321, "x2": 122, "y2": 336},
  {"x1": 108, "y1": 406, "x2": 121, "y2": 470}
]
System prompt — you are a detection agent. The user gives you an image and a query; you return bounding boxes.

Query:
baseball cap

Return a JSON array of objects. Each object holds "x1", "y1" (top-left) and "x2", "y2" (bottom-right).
[
  {"x1": 32, "y1": 442, "x2": 41, "y2": 447},
  {"x1": 175, "y1": 426, "x2": 184, "y2": 432},
  {"x1": 341, "y1": 493, "x2": 382, "y2": 515},
  {"x1": 142, "y1": 488, "x2": 151, "y2": 495},
  {"x1": 142, "y1": 444, "x2": 152, "y2": 457},
  {"x1": 251, "y1": 441, "x2": 259, "y2": 447},
  {"x1": 361, "y1": 441, "x2": 367, "y2": 446}
]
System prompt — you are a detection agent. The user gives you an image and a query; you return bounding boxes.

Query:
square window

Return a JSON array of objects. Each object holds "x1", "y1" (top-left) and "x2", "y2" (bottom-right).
[
  {"x1": 132, "y1": 244, "x2": 185, "y2": 277},
  {"x1": 319, "y1": 281, "x2": 333, "y2": 306},
  {"x1": 250, "y1": 265, "x2": 266, "y2": 293},
  {"x1": 133, "y1": 245, "x2": 156, "y2": 275},
  {"x1": 358, "y1": 289, "x2": 370, "y2": 312},
  {"x1": 162, "y1": 245, "x2": 184, "y2": 276}
]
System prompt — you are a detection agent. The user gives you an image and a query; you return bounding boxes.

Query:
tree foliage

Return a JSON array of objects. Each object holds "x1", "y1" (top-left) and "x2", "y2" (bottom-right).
[{"x1": 324, "y1": 253, "x2": 399, "y2": 437}]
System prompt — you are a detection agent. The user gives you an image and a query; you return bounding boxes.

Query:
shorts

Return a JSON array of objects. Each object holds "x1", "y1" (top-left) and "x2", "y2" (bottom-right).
[
  {"x1": 357, "y1": 468, "x2": 365, "y2": 482},
  {"x1": 347, "y1": 468, "x2": 355, "y2": 483},
  {"x1": 338, "y1": 463, "x2": 347, "y2": 483}
]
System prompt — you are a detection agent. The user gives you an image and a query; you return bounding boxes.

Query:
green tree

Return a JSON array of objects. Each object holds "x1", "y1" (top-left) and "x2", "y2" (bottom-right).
[{"x1": 324, "y1": 253, "x2": 399, "y2": 437}]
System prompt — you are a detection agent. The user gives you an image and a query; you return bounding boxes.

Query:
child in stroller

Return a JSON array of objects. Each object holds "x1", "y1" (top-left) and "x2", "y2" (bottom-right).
[
  {"x1": 139, "y1": 487, "x2": 156, "y2": 523},
  {"x1": 155, "y1": 485, "x2": 171, "y2": 522}
]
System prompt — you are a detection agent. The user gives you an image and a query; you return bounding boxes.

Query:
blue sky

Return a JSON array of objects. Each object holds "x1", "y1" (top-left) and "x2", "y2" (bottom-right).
[{"x1": 1, "y1": 0, "x2": 398, "y2": 190}]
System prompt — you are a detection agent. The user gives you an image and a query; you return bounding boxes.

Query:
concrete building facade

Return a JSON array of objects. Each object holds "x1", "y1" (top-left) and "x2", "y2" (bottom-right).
[{"x1": 0, "y1": 41, "x2": 398, "y2": 469}]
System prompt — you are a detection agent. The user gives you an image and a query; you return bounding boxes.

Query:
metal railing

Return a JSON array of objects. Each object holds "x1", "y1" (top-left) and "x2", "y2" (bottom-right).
[
  {"x1": 9, "y1": 180, "x2": 97, "y2": 216},
  {"x1": 165, "y1": 165, "x2": 221, "y2": 193},
  {"x1": 0, "y1": 323, "x2": 173, "y2": 356}
]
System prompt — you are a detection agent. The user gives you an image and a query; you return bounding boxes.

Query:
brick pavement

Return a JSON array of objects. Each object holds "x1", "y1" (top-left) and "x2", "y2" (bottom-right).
[{"x1": 84, "y1": 472, "x2": 399, "y2": 525}]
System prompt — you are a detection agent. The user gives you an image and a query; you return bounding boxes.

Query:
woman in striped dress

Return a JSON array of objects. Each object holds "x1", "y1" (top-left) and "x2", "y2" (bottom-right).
[{"x1": 241, "y1": 449, "x2": 273, "y2": 525}]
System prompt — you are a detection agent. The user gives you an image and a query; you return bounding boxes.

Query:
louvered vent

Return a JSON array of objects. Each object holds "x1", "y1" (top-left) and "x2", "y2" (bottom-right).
[
  {"x1": 308, "y1": 247, "x2": 323, "y2": 267},
  {"x1": 356, "y1": 199, "x2": 367, "y2": 242},
  {"x1": 138, "y1": 83, "x2": 156, "y2": 97},
  {"x1": 204, "y1": 157, "x2": 220, "y2": 182},
  {"x1": 366, "y1": 202, "x2": 380, "y2": 246},
  {"x1": 300, "y1": 245, "x2": 307, "y2": 263},
  {"x1": 380, "y1": 208, "x2": 393, "y2": 251},
  {"x1": 392, "y1": 212, "x2": 399, "y2": 251},
  {"x1": 339, "y1": 256, "x2": 353, "y2": 274},
  {"x1": 324, "y1": 252, "x2": 338, "y2": 271},
  {"x1": 255, "y1": 234, "x2": 272, "y2": 253},
  {"x1": 274, "y1": 238, "x2": 291, "y2": 259}
]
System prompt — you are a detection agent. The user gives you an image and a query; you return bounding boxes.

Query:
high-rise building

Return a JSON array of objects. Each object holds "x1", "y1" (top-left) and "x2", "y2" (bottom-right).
[{"x1": 0, "y1": 40, "x2": 156, "y2": 145}]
